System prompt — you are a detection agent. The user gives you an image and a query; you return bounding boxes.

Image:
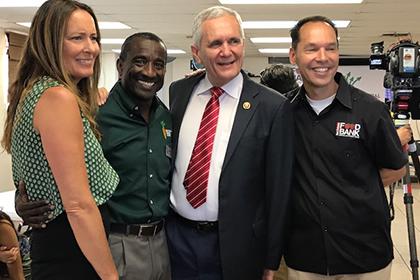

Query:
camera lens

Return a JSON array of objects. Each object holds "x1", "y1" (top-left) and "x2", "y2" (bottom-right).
[{"x1": 371, "y1": 41, "x2": 384, "y2": 54}]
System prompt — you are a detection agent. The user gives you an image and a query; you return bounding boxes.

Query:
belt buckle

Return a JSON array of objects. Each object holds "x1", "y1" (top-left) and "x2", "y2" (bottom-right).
[
  {"x1": 137, "y1": 224, "x2": 158, "y2": 237},
  {"x1": 197, "y1": 222, "x2": 211, "y2": 231},
  {"x1": 153, "y1": 224, "x2": 158, "y2": 236},
  {"x1": 137, "y1": 225, "x2": 145, "y2": 237}
]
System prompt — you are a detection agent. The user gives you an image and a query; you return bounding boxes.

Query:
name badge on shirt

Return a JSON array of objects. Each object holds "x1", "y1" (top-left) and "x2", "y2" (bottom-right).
[
  {"x1": 166, "y1": 145, "x2": 172, "y2": 158},
  {"x1": 161, "y1": 121, "x2": 172, "y2": 158},
  {"x1": 335, "y1": 122, "x2": 361, "y2": 139}
]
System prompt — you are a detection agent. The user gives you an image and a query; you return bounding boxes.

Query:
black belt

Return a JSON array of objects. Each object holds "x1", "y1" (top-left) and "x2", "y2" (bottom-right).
[
  {"x1": 172, "y1": 211, "x2": 218, "y2": 232},
  {"x1": 110, "y1": 220, "x2": 164, "y2": 237}
]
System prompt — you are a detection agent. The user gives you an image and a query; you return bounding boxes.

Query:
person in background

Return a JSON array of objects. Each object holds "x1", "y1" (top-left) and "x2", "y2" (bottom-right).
[
  {"x1": 0, "y1": 211, "x2": 24, "y2": 280},
  {"x1": 1, "y1": 0, "x2": 119, "y2": 279},
  {"x1": 397, "y1": 124, "x2": 413, "y2": 148},
  {"x1": 285, "y1": 15, "x2": 406, "y2": 280},
  {"x1": 167, "y1": 6, "x2": 294, "y2": 280},
  {"x1": 0, "y1": 247, "x2": 18, "y2": 266},
  {"x1": 260, "y1": 64, "x2": 299, "y2": 99}
]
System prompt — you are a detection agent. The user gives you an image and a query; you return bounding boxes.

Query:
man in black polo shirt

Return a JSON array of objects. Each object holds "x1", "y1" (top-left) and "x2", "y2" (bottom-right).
[{"x1": 285, "y1": 16, "x2": 407, "y2": 279}]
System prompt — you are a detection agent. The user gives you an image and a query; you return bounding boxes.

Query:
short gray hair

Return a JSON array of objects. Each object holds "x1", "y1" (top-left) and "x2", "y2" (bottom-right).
[{"x1": 191, "y1": 6, "x2": 245, "y2": 47}]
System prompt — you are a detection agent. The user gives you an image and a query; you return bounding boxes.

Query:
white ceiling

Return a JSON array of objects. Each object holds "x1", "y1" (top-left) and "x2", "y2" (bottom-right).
[{"x1": 0, "y1": 0, "x2": 419, "y2": 58}]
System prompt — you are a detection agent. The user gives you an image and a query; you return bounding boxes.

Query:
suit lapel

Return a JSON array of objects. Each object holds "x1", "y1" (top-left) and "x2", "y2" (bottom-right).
[{"x1": 222, "y1": 73, "x2": 260, "y2": 170}]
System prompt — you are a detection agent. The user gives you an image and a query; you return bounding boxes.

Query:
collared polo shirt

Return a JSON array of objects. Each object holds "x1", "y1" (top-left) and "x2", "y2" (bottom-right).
[
  {"x1": 97, "y1": 81, "x2": 172, "y2": 224},
  {"x1": 285, "y1": 72, "x2": 407, "y2": 275}
]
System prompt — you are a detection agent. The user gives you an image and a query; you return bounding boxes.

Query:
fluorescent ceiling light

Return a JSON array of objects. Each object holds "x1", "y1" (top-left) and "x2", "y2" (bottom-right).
[
  {"x1": 243, "y1": 20, "x2": 350, "y2": 29},
  {"x1": 219, "y1": 0, "x2": 363, "y2": 4},
  {"x1": 101, "y1": 38, "x2": 125, "y2": 44},
  {"x1": 17, "y1": 21, "x2": 131, "y2": 30},
  {"x1": 112, "y1": 49, "x2": 186, "y2": 55},
  {"x1": 250, "y1": 37, "x2": 291, "y2": 43},
  {"x1": 243, "y1": 21, "x2": 296, "y2": 29},
  {"x1": 0, "y1": 0, "x2": 45, "y2": 7},
  {"x1": 331, "y1": 21, "x2": 351, "y2": 28},
  {"x1": 259, "y1": 48, "x2": 290, "y2": 54},
  {"x1": 251, "y1": 36, "x2": 340, "y2": 43},
  {"x1": 16, "y1": 22, "x2": 31, "y2": 28},
  {"x1": 167, "y1": 49, "x2": 186, "y2": 54},
  {"x1": 98, "y1": 22, "x2": 131, "y2": 30}
]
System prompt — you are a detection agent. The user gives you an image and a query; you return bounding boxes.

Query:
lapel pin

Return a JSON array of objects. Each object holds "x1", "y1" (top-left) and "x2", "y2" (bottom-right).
[{"x1": 243, "y1": 101, "x2": 251, "y2": 110}]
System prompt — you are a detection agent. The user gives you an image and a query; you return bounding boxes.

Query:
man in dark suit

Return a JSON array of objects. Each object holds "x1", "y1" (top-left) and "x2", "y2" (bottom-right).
[{"x1": 165, "y1": 6, "x2": 294, "y2": 280}]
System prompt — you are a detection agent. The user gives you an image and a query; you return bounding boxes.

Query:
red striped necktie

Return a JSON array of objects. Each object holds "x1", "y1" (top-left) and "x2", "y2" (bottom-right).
[{"x1": 183, "y1": 87, "x2": 224, "y2": 208}]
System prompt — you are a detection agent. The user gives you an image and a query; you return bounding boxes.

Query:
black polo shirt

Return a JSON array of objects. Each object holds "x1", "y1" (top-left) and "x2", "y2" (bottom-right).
[
  {"x1": 285, "y1": 72, "x2": 407, "y2": 275},
  {"x1": 96, "y1": 81, "x2": 172, "y2": 224}
]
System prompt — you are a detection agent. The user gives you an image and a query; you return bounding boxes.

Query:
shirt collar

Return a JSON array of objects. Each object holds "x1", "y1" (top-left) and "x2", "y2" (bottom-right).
[
  {"x1": 334, "y1": 72, "x2": 353, "y2": 109},
  {"x1": 194, "y1": 72, "x2": 243, "y2": 99},
  {"x1": 292, "y1": 72, "x2": 353, "y2": 110}
]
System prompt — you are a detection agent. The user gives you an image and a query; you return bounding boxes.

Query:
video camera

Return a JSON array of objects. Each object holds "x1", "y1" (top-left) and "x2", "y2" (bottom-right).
[{"x1": 369, "y1": 40, "x2": 420, "y2": 120}]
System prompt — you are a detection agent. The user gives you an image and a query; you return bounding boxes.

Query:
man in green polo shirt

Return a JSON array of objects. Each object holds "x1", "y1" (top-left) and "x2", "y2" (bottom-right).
[
  {"x1": 98, "y1": 32, "x2": 172, "y2": 280},
  {"x1": 15, "y1": 32, "x2": 172, "y2": 280}
]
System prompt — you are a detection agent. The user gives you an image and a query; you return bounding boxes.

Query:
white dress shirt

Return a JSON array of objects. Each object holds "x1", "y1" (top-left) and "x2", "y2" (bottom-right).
[{"x1": 170, "y1": 73, "x2": 243, "y2": 221}]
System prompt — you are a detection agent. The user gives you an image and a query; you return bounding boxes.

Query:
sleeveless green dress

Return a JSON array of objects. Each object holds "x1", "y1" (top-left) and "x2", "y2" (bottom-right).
[{"x1": 11, "y1": 76, "x2": 119, "y2": 219}]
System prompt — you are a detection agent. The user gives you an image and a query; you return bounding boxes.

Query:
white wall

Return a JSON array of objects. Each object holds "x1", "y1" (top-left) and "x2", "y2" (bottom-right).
[
  {"x1": 0, "y1": 29, "x2": 13, "y2": 192},
  {"x1": 99, "y1": 52, "x2": 119, "y2": 91},
  {"x1": 243, "y1": 56, "x2": 272, "y2": 76},
  {"x1": 338, "y1": 65, "x2": 386, "y2": 100}
]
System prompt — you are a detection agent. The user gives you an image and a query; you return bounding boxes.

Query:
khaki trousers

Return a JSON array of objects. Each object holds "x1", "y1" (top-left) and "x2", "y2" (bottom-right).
[
  {"x1": 109, "y1": 228, "x2": 171, "y2": 280},
  {"x1": 288, "y1": 262, "x2": 391, "y2": 280}
]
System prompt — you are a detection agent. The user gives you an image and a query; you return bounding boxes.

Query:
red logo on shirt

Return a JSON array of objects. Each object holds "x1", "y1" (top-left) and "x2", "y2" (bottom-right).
[{"x1": 336, "y1": 122, "x2": 361, "y2": 139}]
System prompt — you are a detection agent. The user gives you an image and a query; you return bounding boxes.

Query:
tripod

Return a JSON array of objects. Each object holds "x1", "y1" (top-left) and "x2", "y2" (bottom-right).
[
  {"x1": 391, "y1": 121, "x2": 419, "y2": 280},
  {"x1": 405, "y1": 139, "x2": 420, "y2": 280}
]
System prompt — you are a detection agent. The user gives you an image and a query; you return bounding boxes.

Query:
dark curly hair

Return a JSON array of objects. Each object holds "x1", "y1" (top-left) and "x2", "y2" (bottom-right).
[{"x1": 260, "y1": 64, "x2": 299, "y2": 94}]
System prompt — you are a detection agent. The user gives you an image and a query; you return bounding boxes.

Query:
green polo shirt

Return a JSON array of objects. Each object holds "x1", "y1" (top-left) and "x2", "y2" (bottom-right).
[{"x1": 96, "y1": 81, "x2": 172, "y2": 224}]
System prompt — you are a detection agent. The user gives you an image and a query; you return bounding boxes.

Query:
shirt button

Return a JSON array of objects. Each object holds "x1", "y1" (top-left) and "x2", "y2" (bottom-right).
[
  {"x1": 134, "y1": 106, "x2": 139, "y2": 111},
  {"x1": 320, "y1": 201, "x2": 325, "y2": 206},
  {"x1": 150, "y1": 200, "x2": 154, "y2": 205},
  {"x1": 149, "y1": 148, "x2": 153, "y2": 153},
  {"x1": 129, "y1": 113, "x2": 134, "y2": 118},
  {"x1": 149, "y1": 174, "x2": 153, "y2": 178},
  {"x1": 324, "y1": 227, "x2": 328, "y2": 232}
]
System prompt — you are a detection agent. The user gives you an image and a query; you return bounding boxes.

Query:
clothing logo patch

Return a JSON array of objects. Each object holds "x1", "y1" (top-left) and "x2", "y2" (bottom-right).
[
  {"x1": 161, "y1": 121, "x2": 171, "y2": 140},
  {"x1": 336, "y1": 122, "x2": 361, "y2": 139}
]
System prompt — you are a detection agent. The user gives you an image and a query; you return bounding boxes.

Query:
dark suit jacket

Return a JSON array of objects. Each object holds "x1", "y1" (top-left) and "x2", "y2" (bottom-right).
[{"x1": 169, "y1": 71, "x2": 294, "y2": 280}]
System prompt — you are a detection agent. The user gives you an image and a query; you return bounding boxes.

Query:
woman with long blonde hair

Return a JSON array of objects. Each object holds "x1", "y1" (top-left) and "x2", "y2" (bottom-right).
[{"x1": 2, "y1": 1, "x2": 119, "y2": 279}]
